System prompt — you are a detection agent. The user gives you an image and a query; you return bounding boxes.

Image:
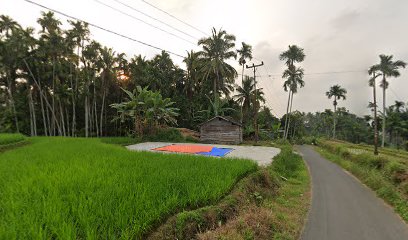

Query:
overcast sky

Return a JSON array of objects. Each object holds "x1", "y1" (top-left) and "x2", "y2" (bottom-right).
[{"x1": 2, "y1": 0, "x2": 408, "y2": 117}]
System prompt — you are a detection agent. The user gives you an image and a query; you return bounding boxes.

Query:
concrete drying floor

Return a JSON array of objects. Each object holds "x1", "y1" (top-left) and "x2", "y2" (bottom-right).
[{"x1": 126, "y1": 142, "x2": 281, "y2": 166}]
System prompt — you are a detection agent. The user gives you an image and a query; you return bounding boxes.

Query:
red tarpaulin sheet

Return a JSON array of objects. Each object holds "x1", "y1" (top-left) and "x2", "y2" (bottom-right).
[{"x1": 153, "y1": 145, "x2": 213, "y2": 154}]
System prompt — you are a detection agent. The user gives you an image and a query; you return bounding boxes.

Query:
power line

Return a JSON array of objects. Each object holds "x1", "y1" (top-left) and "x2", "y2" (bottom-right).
[
  {"x1": 239, "y1": 69, "x2": 367, "y2": 77},
  {"x1": 140, "y1": 0, "x2": 208, "y2": 36},
  {"x1": 112, "y1": 0, "x2": 199, "y2": 40},
  {"x1": 22, "y1": 0, "x2": 185, "y2": 58},
  {"x1": 389, "y1": 86, "x2": 404, "y2": 102},
  {"x1": 305, "y1": 70, "x2": 366, "y2": 75},
  {"x1": 94, "y1": 0, "x2": 196, "y2": 45}
]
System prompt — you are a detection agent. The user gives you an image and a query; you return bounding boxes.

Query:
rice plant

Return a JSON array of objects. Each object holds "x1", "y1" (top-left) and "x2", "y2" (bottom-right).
[{"x1": 0, "y1": 137, "x2": 256, "y2": 239}]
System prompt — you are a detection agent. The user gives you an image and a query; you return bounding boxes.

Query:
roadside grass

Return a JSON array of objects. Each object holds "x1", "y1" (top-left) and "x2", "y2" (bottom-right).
[
  {"x1": 149, "y1": 144, "x2": 311, "y2": 240},
  {"x1": 316, "y1": 140, "x2": 408, "y2": 222},
  {"x1": 0, "y1": 137, "x2": 257, "y2": 239}
]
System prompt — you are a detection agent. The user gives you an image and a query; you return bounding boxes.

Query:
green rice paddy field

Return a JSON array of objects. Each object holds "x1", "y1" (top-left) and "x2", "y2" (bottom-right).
[{"x1": 0, "y1": 136, "x2": 256, "y2": 239}]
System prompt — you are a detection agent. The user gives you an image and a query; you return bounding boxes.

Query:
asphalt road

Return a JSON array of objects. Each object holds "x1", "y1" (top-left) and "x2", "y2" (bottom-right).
[{"x1": 297, "y1": 145, "x2": 408, "y2": 240}]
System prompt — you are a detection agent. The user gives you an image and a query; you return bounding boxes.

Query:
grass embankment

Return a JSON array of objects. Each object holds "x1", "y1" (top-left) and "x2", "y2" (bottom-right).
[
  {"x1": 325, "y1": 139, "x2": 408, "y2": 160},
  {"x1": 316, "y1": 140, "x2": 408, "y2": 222},
  {"x1": 149, "y1": 144, "x2": 311, "y2": 240},
  {"x1": 0, "y1": 133, "x2": 28, "y2": 152},
  {"x1": 0, "y1": 137, "x2": 256, "y2": 239}
]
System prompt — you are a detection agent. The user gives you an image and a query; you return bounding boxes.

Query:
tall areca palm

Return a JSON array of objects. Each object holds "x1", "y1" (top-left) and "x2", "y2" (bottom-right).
[
  {"x1": 368, "y1": 66, "x2": 382, "y2": 155},
  {"x1": 81, "y1": 40, "x2": 101, "y2": 137},
  {"x1": 66, "y1": 20, "x2": 89, "y2": 136},
  {"x1": 282, "y1": 65, "x2": 305, "y2": 139},
  {"x1": 237, "y1": 42, "x2": 252, "y2": 123},
  {"x1": 370, "y1": 54, "x2": 406, "y2": 147},
  {"x1": 198, "y1": 28, "x2": 237, "y2": 115},
  {"x1": 326, "y1": 85, "x2": 347, "y2": 139},
  {"x1": 97, "y1": 47, "x2": 117, "y2": 136},
  {"x1": 0, "y1": 15, "x2": 22, "y2": 132},
  {"x1": 237, "y1": 42, "x2": 252, "y2": 85},
  {"x1": 0, "y1": 15, "x2": 20, "y2": 37},
  {"x1": 279, "y1": 45, "x2": 305, "y2": 68},
  {"x1": 37, "y1": 11, "x2": 63, "y2": 135},
  {"x1": 280, "y1": 45, "x2": 305, "y2": 139}
]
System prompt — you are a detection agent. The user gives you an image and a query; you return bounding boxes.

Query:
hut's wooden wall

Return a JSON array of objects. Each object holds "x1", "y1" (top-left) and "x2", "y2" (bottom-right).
[{"x1": 200, "y1": 118, "x2": 242, "y2": 144}]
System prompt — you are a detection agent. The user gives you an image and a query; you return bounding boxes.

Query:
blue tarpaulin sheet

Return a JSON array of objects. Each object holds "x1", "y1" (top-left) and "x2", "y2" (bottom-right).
[{"x1": 197, "y1": 147, "x2": 233, "y2": 157}]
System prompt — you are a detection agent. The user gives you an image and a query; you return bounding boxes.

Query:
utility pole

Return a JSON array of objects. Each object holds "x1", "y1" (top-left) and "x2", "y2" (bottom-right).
[{"x1": 246, "y1": 61, "x2": 264, "y2": 142}]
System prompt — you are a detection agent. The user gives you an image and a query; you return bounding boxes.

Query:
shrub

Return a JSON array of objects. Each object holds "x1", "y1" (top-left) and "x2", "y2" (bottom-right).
[
  {"x1": 0, "y1": 133, "x2": 25, "y2": 146},
  {"x1": 185, "y1": 136, "x2": 199, "y2": 143},
  {"x1": 271, "y1": 146, "x2": 301, "y2": 179},
  {"x1": 145, "y1": 128, "x2": 185, "y2": 142}
]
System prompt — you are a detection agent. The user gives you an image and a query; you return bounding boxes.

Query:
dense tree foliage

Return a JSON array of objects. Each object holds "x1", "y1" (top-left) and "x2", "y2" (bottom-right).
[
  {"x1": 0, "y1": 13, "x2": 277, "y2": 137},
  {"x1": 2, "y1": 13, "x2": 405, "y2": 148}
]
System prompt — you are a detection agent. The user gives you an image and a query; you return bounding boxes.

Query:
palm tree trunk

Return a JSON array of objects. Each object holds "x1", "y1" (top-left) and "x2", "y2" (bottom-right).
[
  {"x1": 94, "y1": 100, "x2": 99, "y2": 137},
  {"x1": 283, "y1": 90, "x2": 291, "y2": 139},
  {"x1": 65, "y1": 106, "x2": 70, "y2": 137},
  {"x1": 39, "y1": 85, "x2": 48, "y2": 136},
  {"x1": 372, "y1": 73, "x2": 378, "y2": 155},
  {"x1": 28, "y1": 90, "x2": 34, "y2": 136},
  {"x1": 6, "y1": 75, "x2": 19, "y2": 132},
  {"x1": 28, "y1": 89, "x2": 37, "y2": 136},
  {"x1": 52, "y1": 58, "x2": 56, "y2": 136},
  {"x1": 214, "y1": 71, "x2": 219, "y2": 116},
  {"x1": 333, "y1": 101, "x2": 337, "y2": 139},
  {"x1": 93, "y1": 82, "x2": 99, "y2": 137},
  {"x1": 240, "y1": 65, "x2": 244, "y2": 123},
  {"x1": 286, "y1": 91, "x2": 294, "y2": 140},
  {"x1": 59, "y1": 100, "x2": 66, "y2": 136},
  {"x1": 70, "y1": 63, "x2": 76, "y2": 137},
  {"x1": 382, "y1": 76, "x2": 386, "y2": 147},
  {"x1": 85, "y1": 94, "x2": 89, "y2": 138},
  {"x1": 100, "y1": 89, "x2": 106, "y2": 136}
]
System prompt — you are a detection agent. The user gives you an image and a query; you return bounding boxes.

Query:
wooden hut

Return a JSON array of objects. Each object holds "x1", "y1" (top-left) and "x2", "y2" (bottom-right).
[{"x1": 199, "y1": 116, "x2": 243, "y2": 144}]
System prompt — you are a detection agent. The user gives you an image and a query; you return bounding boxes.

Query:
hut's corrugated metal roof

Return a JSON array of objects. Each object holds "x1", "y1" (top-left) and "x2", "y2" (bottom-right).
[{"x1": 199, "y1": 116, "x2": 243, "y2": 127}]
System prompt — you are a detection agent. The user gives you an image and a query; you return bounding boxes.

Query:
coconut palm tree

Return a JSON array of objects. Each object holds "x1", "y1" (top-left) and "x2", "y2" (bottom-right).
[
  {"x1": 198, "y1": 28, "x2": 237, "y2": 114},
  {"x1": 326, "y1": 85, "x2": 347, "y2": 139},
  {"x1": 234, "y1": 76, "x2": 265, "y2": 122},
  {"x1": 282, "y1": 65, "x2": 305, "y2": 139},
  {"x1": 234, "y1": 76, "x2": 255, "y2": 124},
  {"x1": 280, "y1": 45, "x2": 305, "y2": 139},
  {"x1": 183, "y1": 50, "x2": 201, "y2": 101},
  {"x1": 370, "y1": 54, "x2": 406, "y2": 147}
]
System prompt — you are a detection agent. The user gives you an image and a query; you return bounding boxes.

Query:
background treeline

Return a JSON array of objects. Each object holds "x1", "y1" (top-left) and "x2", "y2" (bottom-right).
[
  {"x1": 0, "y1": 12, "x2": 275, "y2": 138},
  {"x1": 1, "y1": 12, "x2": 407, "y2": 148},
  {"x1": 290, "y1": 102, "x2": 408, "y2": 148}
]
